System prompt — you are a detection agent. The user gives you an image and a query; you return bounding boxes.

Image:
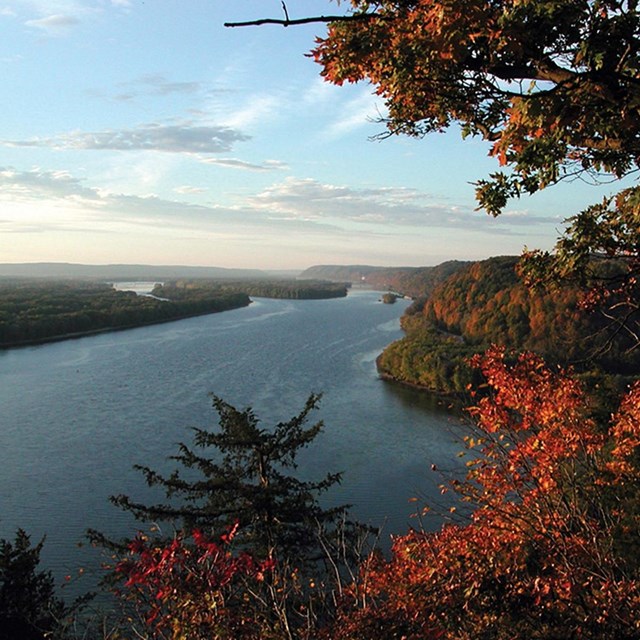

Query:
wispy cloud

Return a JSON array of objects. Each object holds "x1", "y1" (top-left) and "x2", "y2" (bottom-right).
[
  {"x1": 25, "y1": 13, "x2": 79, "y2": 31},
  {"x1": 0, "y1": 166, "x2": 98, "y2": 202},
  {"x1": 324, "y1": 89, "x2": 387, "y2": 139},
  {"x1": 199, "y1": 157, "x2": 288, "y2": 172},
  {"x1": 174, "y1": 185, "x2": 208, "y2": 195},
  {"x1": 219, "y1": 94, "x2": 282, "y2": 129},
  {"x1": 245, "y1": 177, "x2": 555, "y2": 232},
  {"x1": 0, "y1": 166, "x2": 342, "y2": 238},
  {"x1": 3, "y1": 122, "x2": 251, "y2": 154},
  {"x1": 0, "y1": 168, "x2": 557, "y2": 243},
  {"x1": 106, "y1": 73, "x2": 203, "y2": 102},
  {"x1": 8, "y1": 0, "x2": 130, "y2": 35}
]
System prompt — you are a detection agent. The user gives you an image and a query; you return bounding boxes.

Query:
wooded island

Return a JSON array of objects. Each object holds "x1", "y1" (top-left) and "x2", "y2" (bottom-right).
[{"x1": 0, "y1": 278, "x2": 347, "y2": 348}]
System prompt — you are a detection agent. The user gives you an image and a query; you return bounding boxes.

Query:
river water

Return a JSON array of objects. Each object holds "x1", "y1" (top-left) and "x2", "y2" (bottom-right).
[{"x1": 0, "y1": 289, "x2": 467, "y2": 596}]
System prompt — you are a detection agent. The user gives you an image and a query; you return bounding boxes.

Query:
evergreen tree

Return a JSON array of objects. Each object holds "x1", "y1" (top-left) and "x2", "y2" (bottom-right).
[
  {"x1": 109, "y1": 393, "x2": 352, "y2": 564},
  {"x1": 0, "y1": 530, "x2": 67, "y2": 640},
  {"x1": 97, "y1": 394, "x2": 369, "y2": 639}
]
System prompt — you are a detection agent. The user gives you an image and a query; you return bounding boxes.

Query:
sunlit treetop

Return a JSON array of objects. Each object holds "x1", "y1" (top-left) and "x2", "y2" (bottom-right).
[{"x1": 309, "y1": 0, "x2": 640, "y2": 214}]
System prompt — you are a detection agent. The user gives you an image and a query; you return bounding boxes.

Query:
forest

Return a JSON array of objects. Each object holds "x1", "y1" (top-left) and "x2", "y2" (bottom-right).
[
  {"x1": 153, "y1": 279, "x2": 348, "y2": 301},
  {"x1": 4, "y1": 1, "x2": 640, "y2": 639},
  {"x1": 377, "y1": 256, "x2": 640, "y2": 400},
  {"x1": 299, "y1": 260, "x2": 468, "y2": 299},
  {"x1": 0, "y1": 280, "x2": 250, "y2": 348},
  {"x1": 0, "y1": 279, "x2": 347, "y2": 348}
]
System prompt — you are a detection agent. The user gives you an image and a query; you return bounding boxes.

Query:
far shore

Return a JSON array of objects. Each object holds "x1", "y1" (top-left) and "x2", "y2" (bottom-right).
[{"x1": 0, "y1": 304, "x2": 251, "y2": 351}]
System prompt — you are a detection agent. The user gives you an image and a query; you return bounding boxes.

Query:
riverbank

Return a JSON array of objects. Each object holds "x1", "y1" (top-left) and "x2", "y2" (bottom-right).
[
  {"x1": 0, "y1": 291, "x2": 462, "y2": 601},
  {"x1": 0, "y1": 304, "x2": 251, "y2": 350}
]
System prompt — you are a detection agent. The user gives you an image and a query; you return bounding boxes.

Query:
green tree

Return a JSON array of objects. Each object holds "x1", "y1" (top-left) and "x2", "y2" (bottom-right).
[
  {"x1": 109, "y1": 394, "x2": 349, "y2": 559},
  {"x1": 0, "y1": 530, "x2": 67, "y2": 640},
  {"x1": 97, "y1": 394, "x2": 368, "y2": 639}
]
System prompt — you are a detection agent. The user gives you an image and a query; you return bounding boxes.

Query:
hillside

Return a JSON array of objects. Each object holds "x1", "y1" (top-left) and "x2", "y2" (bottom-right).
[
  {"x1": 299, "y1": 261, "x2": 469, "y2": 298},
  {"x1": 377, "y1": 256, "x2": 640, "y2": 397}
]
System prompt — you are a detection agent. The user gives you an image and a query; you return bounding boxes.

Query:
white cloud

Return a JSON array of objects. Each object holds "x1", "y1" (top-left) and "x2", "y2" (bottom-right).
[
  {"x1": 244, "y1": 177, "x2": 553, "y2": 233},
  {"x1": 174, "y1": 185, "x2": 207, "y2": 195},
  {"x1": 199, "y1": 157, "x2": 288, "y2": 172},
  {"x1": 323, "y1": 89, "x2": 387, "y2": 139},
  {"x1": 110, "y1": 74, "x2": 202, "y2": 101},
  {"x1": 0, "y1": 167, "x2": 556, "y2": 253},
  {"x1": 25, "y1": 13, "x2": 79, "y2": 30},
  {"x1": 303, "y1": 78, "x2": 336, "y2": 106},
  {"x1": 3, "y1": 122, "x2": 251, "y2": 154},
  {"x1": 8, "y1": 0, "x2": 131, "y2": 34},
  {"x1": 0, "y1": 166, "x2": 98, "y2": 203},
  {"x1": 22, "y1": 12, "x2": 81, "y2": 36},
  {"x1": 219, "y1": 94, "x2": 282, "y2": 129}
]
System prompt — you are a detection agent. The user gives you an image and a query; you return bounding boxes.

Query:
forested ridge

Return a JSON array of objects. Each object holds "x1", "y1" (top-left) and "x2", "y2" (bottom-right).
[
  {"x1": 377, "y1": 256, "x2": 640, "y2": 397},
  {"x1": 300, "y1": 260, "x2": 467, "y2": 298},
  {"x1": 0, "y1": 279, "x2": 347, "y2": 348}
]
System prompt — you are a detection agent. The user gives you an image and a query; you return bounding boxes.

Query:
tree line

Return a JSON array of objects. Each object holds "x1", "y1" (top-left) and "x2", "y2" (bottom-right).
[
  {"x1": 0, "y1": 279, "x2": 347, "y2": 348},
  {"x1": 153, "y1": 279, "x2": 348, "y2": 300}
]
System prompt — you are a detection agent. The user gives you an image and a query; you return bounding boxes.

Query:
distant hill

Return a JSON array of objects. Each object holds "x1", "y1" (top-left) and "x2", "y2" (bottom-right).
[
  {"x1": 299, "y1": 261, "x2": 469, "y2": 298},
  {"x1": 0, "y1": 263, "x2": 273, "y2": 280}
]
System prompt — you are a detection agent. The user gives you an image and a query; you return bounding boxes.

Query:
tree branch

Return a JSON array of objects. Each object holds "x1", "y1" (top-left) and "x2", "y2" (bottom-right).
[{"x1": 224, "y1": 13, "x2": 382, "y2": 28}]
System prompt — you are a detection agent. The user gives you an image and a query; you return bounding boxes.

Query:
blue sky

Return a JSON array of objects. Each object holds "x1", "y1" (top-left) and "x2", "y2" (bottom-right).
[{"x1": 0, "y1": 1, "x2": 621, "y2": 270}]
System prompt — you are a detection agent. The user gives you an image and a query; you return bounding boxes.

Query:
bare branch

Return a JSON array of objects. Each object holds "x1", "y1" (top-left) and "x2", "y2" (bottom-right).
[{"x1": 224, "y1": 13, "x2": 382, "y2": 28}]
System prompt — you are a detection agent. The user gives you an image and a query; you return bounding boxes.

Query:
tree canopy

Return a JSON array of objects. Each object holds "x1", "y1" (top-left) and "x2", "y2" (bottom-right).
[{"x1": 309, "y1": 0, "x2": 640, "y2": 215}]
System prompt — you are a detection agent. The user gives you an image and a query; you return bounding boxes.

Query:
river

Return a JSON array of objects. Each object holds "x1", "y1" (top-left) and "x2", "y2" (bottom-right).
[{"x1": 0, "y1": 289, "x2": 467, "y2": 597}]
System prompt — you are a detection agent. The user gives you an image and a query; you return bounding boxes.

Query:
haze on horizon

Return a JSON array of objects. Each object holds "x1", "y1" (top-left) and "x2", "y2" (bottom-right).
[{"x1": 0, "y1": 1, "x2": 623, "y2": 271}]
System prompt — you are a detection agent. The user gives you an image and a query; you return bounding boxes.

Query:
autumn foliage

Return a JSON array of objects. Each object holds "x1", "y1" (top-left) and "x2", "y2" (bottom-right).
[
  {"x1": 329, "y1": 346, "x2": 640, "y2": 639},
  {"x1": 312, "y1": 1, "x2": 640, "y2": 215},
  {"x1": 114, "y1": 524, "x2": 276, "y2": 639},
  {"x1": 108, "y1": 347, "x2": 640, "y2": 639}
]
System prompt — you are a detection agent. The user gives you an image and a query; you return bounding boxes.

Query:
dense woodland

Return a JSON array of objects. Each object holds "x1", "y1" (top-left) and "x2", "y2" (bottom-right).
[
  {"x1": 154, "y1": 279, "x2": 348, "y2": 300},
  {"x1": 377, "y1": 256, "x2": 640, "y2": 398},
  {"x1": 0, "y1": 279, "x2": 347, "y2": 348},
  {"x1": 0, "y1": 280, "x2": 250, "y2": 348}
]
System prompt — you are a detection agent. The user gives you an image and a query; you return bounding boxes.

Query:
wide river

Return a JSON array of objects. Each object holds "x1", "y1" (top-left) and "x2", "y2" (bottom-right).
[{"x1": 0, "y1": 288, "x2": 467, "y2": 596}]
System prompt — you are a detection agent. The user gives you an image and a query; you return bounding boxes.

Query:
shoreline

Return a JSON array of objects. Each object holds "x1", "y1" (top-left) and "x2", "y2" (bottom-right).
[{"x1": 0, "y1": 304, "x2": 251, "y2": 351}]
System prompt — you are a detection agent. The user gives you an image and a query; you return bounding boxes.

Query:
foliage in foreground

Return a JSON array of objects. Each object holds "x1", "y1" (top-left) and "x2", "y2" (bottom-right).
[
  {"x1": 5, "y1": 346, "x2": 640, "y2": 639},
  {"x1": 330, "y1": 347, "x2": 640, "y2": 639},
  {"x1": 0, "y1": 530, "x2": 78, "y2": 640},
  {"x1": 93, "y1": 394, "x2": 370, "y2": 640},
  {"x1": 103, "y1": 350, "x2": 639, "y2": 639},
  {"x1": 114, "y1": 525, "x2": 276, "y2": 639}
]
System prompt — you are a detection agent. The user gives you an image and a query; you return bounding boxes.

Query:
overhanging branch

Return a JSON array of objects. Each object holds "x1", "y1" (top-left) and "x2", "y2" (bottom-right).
[{"x1": 224, "y1": 13, "x2": 382, "y2": 28}]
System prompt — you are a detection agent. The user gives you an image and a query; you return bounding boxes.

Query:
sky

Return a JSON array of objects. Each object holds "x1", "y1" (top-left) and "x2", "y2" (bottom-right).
[{"x1": 0, "y1": 1, "x2": 625, "y2": 270}]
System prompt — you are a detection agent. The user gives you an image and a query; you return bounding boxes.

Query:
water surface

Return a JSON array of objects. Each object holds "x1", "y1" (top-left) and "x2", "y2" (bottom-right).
[{"x1": 0, "y1": 290, "x2": 466, "y2": 593}]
